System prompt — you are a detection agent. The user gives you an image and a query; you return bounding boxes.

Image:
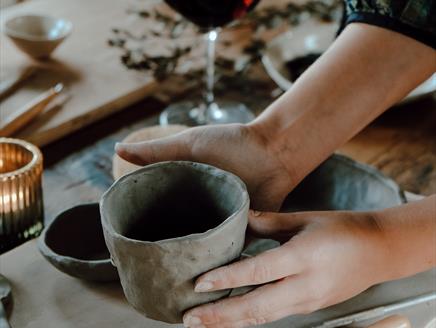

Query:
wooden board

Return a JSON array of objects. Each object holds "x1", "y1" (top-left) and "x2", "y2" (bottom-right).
[
  {"x1": 0, "y1": 0, "x2": 159, "y2": 146},
  {"x1": 0, "y1": 0, "x2": 330, "y2": 147}
]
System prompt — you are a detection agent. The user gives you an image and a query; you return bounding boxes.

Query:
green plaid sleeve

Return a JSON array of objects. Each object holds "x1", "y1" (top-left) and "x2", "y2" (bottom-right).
[{"x1": 344, "y1": 0, "x2": 436, "y2": 48}]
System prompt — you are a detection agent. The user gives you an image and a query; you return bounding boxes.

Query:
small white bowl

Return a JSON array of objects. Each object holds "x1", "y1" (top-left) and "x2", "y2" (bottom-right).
[
  {"x1": 262, "y1": 19, "x2": 337, "y2": 91},
  {"x1": 4, "y1": 14, "x2": 72, "y2": 60}
]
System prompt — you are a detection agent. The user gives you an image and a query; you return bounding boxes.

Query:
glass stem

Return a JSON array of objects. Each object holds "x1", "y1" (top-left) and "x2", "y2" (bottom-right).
[
  {"x1": 197, "y1": 29, "x2": 219, "y2": 123},
  {"x1": 205, "y1": 29, "x2": 217, "y2": 107}
]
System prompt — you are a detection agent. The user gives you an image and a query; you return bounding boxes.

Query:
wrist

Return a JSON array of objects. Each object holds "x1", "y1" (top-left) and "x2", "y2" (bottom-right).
[
  {"x1": 370, "y1": 197, "x2": 436, "y2": 282},
  {"x1": 248, "y1": 112, "x2": 331, "y2": 190},
  {"x1": 247, "y1": 117, "x2": 304, "y2": 188},
  {"x1": 367, "y1": 208, "x2": 428, "y2": 283},
  {"x1": 363, "y1": 211, "x2": 401, "y2": 284}
]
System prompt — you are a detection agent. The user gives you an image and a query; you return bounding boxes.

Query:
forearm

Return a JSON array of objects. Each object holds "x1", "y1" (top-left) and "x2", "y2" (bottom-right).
[
  {"x1": 249, "y1": 23, "x2": 435, "y2": 187},
  {"x1": 375, "y1": 195, "x2": 436, "y2": 281}
]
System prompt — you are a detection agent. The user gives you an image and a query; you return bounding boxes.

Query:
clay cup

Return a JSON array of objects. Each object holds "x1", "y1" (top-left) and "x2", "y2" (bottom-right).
[{"x1": 100, "y1": 161, "x2": 249, "y2": 323}]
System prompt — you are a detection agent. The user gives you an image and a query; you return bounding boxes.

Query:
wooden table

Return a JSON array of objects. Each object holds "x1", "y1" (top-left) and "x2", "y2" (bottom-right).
[{"x1": 1, "y1": 2, "x2": 435, "y2": 325}]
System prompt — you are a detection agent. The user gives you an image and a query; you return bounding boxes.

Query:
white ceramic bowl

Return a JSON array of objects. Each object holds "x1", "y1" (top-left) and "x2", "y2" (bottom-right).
[
  {"x1": 4, "y1": 14, "x2": 72, "y2": 59},
  {"x1": 262, "y1": 19, "x2": 436, "y2": 104}
]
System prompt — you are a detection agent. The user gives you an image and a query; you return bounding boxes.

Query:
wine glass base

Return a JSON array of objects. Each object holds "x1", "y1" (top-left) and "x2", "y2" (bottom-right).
[{"x1": 159, "y1": 101, "x2": 255, "y2": 126}]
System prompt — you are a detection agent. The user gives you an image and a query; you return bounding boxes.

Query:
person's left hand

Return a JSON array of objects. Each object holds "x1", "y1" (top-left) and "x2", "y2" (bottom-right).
[{"x1": 183, "y1": 210, "x2": 392, "y2": 328}]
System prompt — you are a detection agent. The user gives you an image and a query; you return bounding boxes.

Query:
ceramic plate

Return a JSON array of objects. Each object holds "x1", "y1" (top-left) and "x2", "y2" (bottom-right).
[{"x1": 262, "y1": 19, "x2": 436, "y2": 104}]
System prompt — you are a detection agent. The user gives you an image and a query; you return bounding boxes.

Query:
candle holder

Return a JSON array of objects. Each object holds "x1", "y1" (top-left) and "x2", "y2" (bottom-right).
[{"x1": 0, "y1": 138, "x2": 44, "y2": 253}]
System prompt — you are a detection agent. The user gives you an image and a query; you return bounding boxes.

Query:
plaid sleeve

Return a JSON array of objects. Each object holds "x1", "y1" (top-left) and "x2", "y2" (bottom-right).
[{"x1": 343, "y1": 0, "x2": 436, "y2": 49}]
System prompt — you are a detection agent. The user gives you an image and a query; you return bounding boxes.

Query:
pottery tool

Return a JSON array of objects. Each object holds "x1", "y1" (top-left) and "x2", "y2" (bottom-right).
[
  {"x1": 313, "y1": 293, "x2": 436, "y2": 328},
  {"x1": 0, "y1": 274, "x2": 11, "y2": 328},
  {"x1": 366, "y1": 315, "x2": 411, "y2": 328},
  {"x1": 0, "y1": 66, "x2": 36, "y2": 101},
  {"x1": 0, "y1": 83, "x2": 64, "y2": 137}
]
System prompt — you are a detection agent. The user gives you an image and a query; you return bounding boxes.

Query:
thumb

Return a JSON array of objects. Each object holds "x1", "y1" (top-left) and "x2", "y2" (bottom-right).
[
  {"x1": 248, "y1": 210, "x2": 307, "y2": 240},
  {"x1": 115, "y1": 135, "x2": 192, "y2": 166}
]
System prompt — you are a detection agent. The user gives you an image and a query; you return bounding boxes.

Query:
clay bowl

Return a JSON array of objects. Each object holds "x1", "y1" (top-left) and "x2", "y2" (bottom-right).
[
  {"x1": 262, "y1": 19, "x2": 436, "y2": 103},
  {"x1": 4, "y1": 15, "x2": 72, "y2": 59},
  {"x1": 282, "y1": 153, "x2": 405, "y2": 212},
  {"x1": 244, "y1": 153, "x2": 405, "y2": 256},
  {"x1": 38, "y1": 203, "x2": 118, "y2": 282}
]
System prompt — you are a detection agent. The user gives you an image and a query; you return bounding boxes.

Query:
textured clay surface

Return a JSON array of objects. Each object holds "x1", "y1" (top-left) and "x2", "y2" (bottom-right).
[{"x1": 101, "y1": 161, "x2": 249, "y2": 323}]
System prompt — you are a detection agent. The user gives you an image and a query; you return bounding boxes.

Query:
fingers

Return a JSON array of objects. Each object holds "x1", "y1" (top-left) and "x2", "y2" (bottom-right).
[
  {"x1": 194, "y1": 243, "x2": 302, "y2": 292},
  {"x1": 115, "y1": 133, "x2": 191, "y2": 165},
  {"x1": 184, "y1": 276, "x2": 308, "y2": 328},
  {"x1": 248, "y1": 210, "x2": 307, "y2": 239}
]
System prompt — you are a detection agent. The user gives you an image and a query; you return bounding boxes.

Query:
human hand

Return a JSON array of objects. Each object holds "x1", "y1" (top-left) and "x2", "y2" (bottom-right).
[
  {"x1": 183, "y1": 210, "x2": 391, "y2": 328},
  {"x1": 115, "y1": 123, "x2": 293, "y2": 210}
]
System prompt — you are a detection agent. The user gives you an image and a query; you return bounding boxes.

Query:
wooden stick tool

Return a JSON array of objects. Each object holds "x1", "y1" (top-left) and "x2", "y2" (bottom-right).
[{"x1": 0, "y1": 83, "x2": 64, "y2": 137}]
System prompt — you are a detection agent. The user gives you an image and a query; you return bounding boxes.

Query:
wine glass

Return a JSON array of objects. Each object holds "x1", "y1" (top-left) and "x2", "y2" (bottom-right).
[{"x1": 160, "y1": 0, "x2": 261, "y2": 126}]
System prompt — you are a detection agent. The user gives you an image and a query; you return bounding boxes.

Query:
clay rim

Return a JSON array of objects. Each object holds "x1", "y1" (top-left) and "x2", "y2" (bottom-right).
[
  {"x1": 331, "y1": 154, "x2": 406, "y2": 203},
  {"x1": 38, "y1": 203, "x2": 112, "y2": 265},
  {"x1": 100, "y1": 161, "x2": 250, "y2": 245}
]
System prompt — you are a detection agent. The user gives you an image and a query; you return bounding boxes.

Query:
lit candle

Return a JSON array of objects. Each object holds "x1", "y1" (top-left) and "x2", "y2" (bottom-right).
[{"x1": 0, "y1": 138, "x2": 43, "y2": 253}]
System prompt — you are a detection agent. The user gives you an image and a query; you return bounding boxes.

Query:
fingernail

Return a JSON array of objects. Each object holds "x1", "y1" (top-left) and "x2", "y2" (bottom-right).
[
  {"x1": 250, "y1": 210, "x2": 262, "y2": 217},
  {"x1": 183, "y1": 314, "x2": 202, "y2": 326},
  {"x1": 195, "y1": 281, "x2": 214, "y2": 292},
  {"x1": 115, "y1": 142, "x2": 122, "y2": 150}
]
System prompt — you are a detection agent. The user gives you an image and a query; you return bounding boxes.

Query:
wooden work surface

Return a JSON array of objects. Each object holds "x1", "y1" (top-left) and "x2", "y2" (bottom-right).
[
  {"x1": 0, "y1": 0, "x2": 289, "y2": 146},
  {"x1": 0, "y1": 0, "x2": 435, "y2": 326},
  {"x1": 0, "y1": 0, "x2": 159, "y2": 146}
]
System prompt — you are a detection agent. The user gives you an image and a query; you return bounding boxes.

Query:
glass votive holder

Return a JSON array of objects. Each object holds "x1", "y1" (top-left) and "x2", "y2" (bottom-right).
[{"x1": 0, "y1": 137, "x2": 44, "y2": 253}]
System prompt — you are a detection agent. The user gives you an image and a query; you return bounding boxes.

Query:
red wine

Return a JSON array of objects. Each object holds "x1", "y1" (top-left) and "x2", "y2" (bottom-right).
[{"x1": 164, "y1": 0, "x2": 260, "y2": 28}]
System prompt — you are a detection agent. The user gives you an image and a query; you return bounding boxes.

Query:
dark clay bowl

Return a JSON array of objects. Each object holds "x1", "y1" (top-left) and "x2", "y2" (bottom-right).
[
  {"x1": 38, "y1": 203, "x2": 118, "y2": 282},
  {"x1": 244, "y1": 153, "x2": 406, "y2": 256}
]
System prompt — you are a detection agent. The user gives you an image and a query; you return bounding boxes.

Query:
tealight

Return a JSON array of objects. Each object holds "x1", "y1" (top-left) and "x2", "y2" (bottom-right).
[{"x1": 0, "y1": 138, "x2": 43, "y2": 253}]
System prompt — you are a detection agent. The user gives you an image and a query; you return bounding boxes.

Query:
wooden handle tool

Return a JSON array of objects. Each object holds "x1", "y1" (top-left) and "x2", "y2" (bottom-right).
[
  {"x1": 0, "y1": 67, "x2": 36, "y2": 101},
  {"x1": 367, "y1": 315, "x2": 411, "y2": 328},
  {"x1": 0, "y1": 83, "x2": 64, "y2": 137}
]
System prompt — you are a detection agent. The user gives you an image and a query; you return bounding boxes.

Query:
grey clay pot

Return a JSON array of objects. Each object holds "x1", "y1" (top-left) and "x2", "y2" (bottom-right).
[{"x1": 100, "y1": 161, "x2": 249, "y2": 323}]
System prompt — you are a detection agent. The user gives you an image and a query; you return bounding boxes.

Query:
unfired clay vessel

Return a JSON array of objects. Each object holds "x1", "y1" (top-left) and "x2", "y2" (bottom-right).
[
  {"x1": 38, "y1": 203, "x2": 118, "y2": 282},
  {"x1": 4, "y1": 15, "x2": 72, "y2": 59},
  {"x1": 100, "y1": 161, "x2": 249, "y2": 323}
]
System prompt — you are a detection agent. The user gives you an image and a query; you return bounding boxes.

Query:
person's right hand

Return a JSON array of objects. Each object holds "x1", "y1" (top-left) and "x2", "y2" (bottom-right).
[{"x1": 115, "y1": 123, "x2": 293, "y2": 211}]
